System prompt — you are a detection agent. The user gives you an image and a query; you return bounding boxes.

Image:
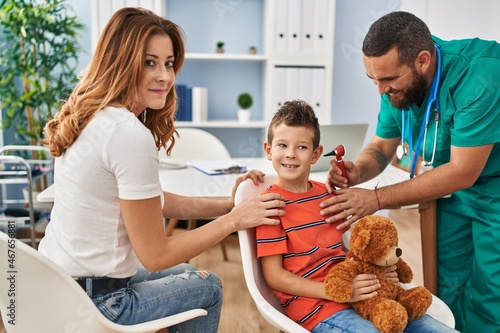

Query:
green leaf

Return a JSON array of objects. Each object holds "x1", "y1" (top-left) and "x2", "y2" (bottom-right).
[{"x1": 0, "y1": 0, "x2": 83, "y2": 145}]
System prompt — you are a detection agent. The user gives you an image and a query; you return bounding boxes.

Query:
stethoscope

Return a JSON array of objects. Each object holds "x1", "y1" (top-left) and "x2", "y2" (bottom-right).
[{"x1": 396, "y1": 43, "x2": 442, "y2": 179}]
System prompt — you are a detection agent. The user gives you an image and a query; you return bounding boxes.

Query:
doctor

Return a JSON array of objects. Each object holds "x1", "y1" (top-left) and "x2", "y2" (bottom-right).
[{"x1": 319, "y1": 11, "x2": 500, "y2": 333}]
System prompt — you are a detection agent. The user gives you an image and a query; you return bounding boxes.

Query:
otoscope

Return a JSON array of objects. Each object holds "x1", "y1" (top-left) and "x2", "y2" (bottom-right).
[{"x1": 324, "y1": 144, "x2": 347, "y2": 178}]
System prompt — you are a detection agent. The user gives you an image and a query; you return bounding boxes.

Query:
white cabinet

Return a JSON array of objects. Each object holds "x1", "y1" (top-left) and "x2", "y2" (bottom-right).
[
  {"x1": 165, "y1": 0, "x2": 336, "y2": 127},
  {"x1": 264, "y1": 0, "x2": 336, "y2": 125}
]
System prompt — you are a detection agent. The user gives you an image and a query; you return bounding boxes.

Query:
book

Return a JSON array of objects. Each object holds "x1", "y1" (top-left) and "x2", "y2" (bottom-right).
[
  {"x1": 175, "y1": 84, "x2": 192, "y2": 121},
  {"x1": 192, "y1": 87, "x2": 208, "y2": 122}
]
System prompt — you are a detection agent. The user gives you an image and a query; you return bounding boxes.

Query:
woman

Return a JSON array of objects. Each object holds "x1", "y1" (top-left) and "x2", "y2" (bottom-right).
[{"x1": 39, "y1": 7, "x2": 284, "y2": 333}]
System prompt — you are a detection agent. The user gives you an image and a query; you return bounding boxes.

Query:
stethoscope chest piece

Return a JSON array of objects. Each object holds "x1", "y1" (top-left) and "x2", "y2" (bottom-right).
[{"x1": 396, "y1": 144, "x2": 407, "y2": 159}]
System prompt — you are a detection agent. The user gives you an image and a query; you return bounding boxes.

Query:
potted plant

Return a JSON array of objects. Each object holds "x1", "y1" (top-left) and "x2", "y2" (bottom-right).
[
  {"x1": 237, "y1": 92, "x2": 253, "y2": 122},
  {"x1": 248, "y1": 46, "x2": 257, "y2": 54},
  {"x1": 216, "y1": 41, "x2": 225, "y2": 53},
  {"x1": 0, "y1": 0, "x2": 83, "y2": 147},
  {"x1": 0, "y1": 0, "x2": 83, "y2": 191}
]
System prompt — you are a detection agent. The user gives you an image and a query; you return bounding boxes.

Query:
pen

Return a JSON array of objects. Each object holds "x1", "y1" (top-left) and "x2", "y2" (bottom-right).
[
  {"x1": 212, "y1": 165, "x2": 247, "y2": 174},
  {"x1": 324, "y1": 144, "x2": 347, "y2": 178}
]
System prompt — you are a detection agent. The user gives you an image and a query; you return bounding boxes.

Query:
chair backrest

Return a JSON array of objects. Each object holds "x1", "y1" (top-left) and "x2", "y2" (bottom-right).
[
  {"x1": 0, "y1": 232, "x2": 206, "y2": 333},
  {"x1": 235, "y1": 176, "x2": 311, "y2": 333},
  {"x1": 235, "y1": 177, "x2": 455, "y2": 332},
  {"x1": 159, "y1": 128, "x2": 230, "y2": 160}
]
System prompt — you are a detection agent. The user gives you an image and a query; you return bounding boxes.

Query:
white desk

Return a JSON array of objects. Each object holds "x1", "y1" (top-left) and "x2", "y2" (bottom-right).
[
  {"x1": 36, "y1": 158, "x2": 437, "y2": 293},
  {"x1": 155, "y1": 157, "x2": 414, "y2": 197},
  {"x1": 158, "y1": 158, "x2": 277, "y2": 198},
  {"x1": 38, "y1": 157, "x2": 399, "y2": 201}
]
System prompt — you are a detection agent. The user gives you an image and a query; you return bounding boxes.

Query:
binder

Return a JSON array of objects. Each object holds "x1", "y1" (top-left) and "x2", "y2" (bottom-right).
[
  {"x1": 301, "y1": 0, "x2": 315, "y2": 51},
  {"x1": 311, "y1": 67, "x2": 325, "y2": 121},
  {"x1": 287, "y1": 0, "x2": 302, "y2": 51},
  {"x1": 192, "y1": 87, "x2": 208, "y2": 122},
  {"x1": 175, "y1": 84, "x2": 192, "y2": 121},
  {"x1": 297, "y1": 68, "x2": 313, "y2": 105},
  {"x1": 185, "y1": 86, "x2": 192, "y2": 121},
  {"x1": 274, "y1": 67, "x2": 287, "y2": 108},
  {"x1": 275, "y1": 0, "x2": 288, "y2": 50},
  {"x1": 284, "y1": 67, "x2": 299, "y2": 101},
  {"x1": 313, "y1": 0, "x2": 328, "y2": 51},
  {"x1": 174, "y1": 84, "x2": 183, "y2": 121}
]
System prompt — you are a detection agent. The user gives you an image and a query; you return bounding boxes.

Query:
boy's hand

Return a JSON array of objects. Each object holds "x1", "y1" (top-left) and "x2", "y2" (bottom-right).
[
  {"x1": 385, "y1": 264, "x2": 399, "y2": 286},
  {"x1": 347, "y1": 274, "x2": 381, "y2": 303}
]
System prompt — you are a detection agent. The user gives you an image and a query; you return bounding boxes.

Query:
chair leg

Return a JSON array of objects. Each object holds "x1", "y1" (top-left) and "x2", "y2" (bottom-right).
[
  {"x1": 186, "y1": 219, "x2": 198, "y2": 230},
  {"x1": 165, "y1": 218, "x2": 180, "y2": 236},
  {"x1": 220, "y1": 240, "x2": 229, "y2": 261}
]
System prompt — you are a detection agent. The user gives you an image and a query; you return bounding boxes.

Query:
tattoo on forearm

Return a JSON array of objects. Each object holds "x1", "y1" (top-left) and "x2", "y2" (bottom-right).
[{"x1": 366, "y1": 148, "x2": 388, "y2": 172}]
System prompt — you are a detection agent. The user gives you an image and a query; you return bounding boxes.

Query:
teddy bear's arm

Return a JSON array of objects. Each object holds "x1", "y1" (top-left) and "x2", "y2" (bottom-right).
[
  {"x1": 324, "y1": 261, "x2": 363, "y2": 303},
  {"x1": 396, "y1": 258, "x2": 414, "y2": 283}
]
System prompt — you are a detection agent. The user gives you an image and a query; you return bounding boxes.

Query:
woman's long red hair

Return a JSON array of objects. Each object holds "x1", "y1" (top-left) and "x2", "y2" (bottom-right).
[{"x1": 42, "y1": 7, "x2": 185, "y2": 157}]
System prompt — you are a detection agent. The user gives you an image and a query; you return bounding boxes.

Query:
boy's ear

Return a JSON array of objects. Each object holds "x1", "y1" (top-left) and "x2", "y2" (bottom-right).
[
  {"x1": 311, "y1": 145, "x2": 324, "y2": 164},
  {"x1": 263, "y1": 141, "x2": 272, "y2": 161}
]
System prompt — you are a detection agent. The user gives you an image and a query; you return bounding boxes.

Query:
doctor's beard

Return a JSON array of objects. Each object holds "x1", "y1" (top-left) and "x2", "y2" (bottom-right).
[{"x1": 387, "y1": 68, "x2": 428, "y2": 110}]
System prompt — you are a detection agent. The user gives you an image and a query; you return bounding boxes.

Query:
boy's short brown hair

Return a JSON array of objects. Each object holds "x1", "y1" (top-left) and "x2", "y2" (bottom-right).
[{"x1": 267, "y1": 100, "x2": 321, "y2": 148}]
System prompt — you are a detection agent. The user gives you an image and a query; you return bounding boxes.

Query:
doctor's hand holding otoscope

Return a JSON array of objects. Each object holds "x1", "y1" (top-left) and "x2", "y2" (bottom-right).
[
  {"x1": 323, "y1": 144, "x2": 357, "y2": 192},
  {"x1": 323, "y1": 144, "x2": 365, "y2": 192},
  {"x1": 320, "y1": 144, "x2": 380, "y2": 230}
]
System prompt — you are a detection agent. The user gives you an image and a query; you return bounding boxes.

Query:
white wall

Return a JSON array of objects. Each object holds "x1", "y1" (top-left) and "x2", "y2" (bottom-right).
[
  {"x1": 332, "y1": 0, "x2": 500, "y2": 147},
  {"x1": 331, "y1": 0, "x2": 402, "y2": 146},
  {"x1": 401, "y1": 0, "x2": 500, "y2": 41},
  {"x1": 68, "y1": 0, "x2": 92, "y2": 76}
]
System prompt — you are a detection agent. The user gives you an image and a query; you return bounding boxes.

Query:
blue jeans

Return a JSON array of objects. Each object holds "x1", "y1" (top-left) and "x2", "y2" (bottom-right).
[
  {"x1": 311, "y1": 309, "x2": 459, "y2": 333},
  {"x1": 91, "y1": 263, "x2": 222, "y2": 333}
]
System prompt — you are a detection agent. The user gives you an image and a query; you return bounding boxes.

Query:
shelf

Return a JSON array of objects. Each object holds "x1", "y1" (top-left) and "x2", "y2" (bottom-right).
[
  {"x1": 0, "y1": 145, "x2": 53, "y2": 248},
  {"x1": 175, "y1": 121, "x2": 266, "y2": 128},
  {"x1": 186, "y1": 53, "x2": 266, "y2": 61},
  {"x1": 269, "y1": 53, "x2": 332, "y2": 66},
  {"x1": 0, "y1": 167, "x2": 51, "y2": 185},
  {"x1": 166, "y1": 0, "x2": 336, "y2": 156}
]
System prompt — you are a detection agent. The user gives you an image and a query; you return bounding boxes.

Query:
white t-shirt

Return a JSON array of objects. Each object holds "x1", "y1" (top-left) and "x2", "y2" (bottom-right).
[{"x1": 39, "y1": 107, "x2": 164, "y2": 278}]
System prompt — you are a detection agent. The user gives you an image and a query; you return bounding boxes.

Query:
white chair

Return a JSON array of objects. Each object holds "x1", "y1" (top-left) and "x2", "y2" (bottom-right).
[
  {"x1": 235, "y1": 176, "x2": 455, "y2": 333},
  {"x1": 160, "y1": 127, "x2": 232, "y2": 260},
  {"x1": 159, "y1": 127, "x2": 230, "y2": 161},
  {"x1": 0, "y1": 231, "x2": 207, "y2": 333},
  {"x1": 235, "y1": 175, "x2": 309, "y2": 333}
]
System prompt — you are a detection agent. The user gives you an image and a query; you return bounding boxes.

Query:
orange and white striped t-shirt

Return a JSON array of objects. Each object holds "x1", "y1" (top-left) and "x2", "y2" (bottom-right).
[{"x1": 256, "y1": 180, "x2": 350, "y2": 331}]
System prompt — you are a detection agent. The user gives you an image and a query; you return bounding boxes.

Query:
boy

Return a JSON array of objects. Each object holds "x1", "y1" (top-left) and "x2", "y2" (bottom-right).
[{"x1": 255, "y1": 100, "x2": 457, "y2": 332}]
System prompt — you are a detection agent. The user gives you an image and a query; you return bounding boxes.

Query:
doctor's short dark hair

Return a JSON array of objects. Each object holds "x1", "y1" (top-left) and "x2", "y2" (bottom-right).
[
  {"x1": 267, "y1": 99, "x2": 321, "y2": 149},
  {"x1": 362, "y1": 11, "x2": 435, "y2": 66}
]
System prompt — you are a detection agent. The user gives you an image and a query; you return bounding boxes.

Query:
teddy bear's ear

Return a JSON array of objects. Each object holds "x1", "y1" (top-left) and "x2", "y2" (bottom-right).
[{"x1": 352, "y1": 229, "x2": 371, "y2": 253}]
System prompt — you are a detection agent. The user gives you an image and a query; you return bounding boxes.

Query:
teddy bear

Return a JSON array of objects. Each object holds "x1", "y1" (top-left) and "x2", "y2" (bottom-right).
[{"x1": 324, "y1": 215, "x2": 432, "y2": 333}]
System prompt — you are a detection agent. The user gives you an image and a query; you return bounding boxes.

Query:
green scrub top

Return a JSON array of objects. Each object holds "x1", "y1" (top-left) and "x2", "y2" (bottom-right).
[{"x1": 375, "y1": 36, "x2": 500, "y2": 211}]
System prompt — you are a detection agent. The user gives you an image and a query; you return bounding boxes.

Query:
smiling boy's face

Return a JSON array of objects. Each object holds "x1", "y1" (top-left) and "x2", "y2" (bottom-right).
[{"x1": 264, "y1": 123, "x2": 323, "y2": 190}]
